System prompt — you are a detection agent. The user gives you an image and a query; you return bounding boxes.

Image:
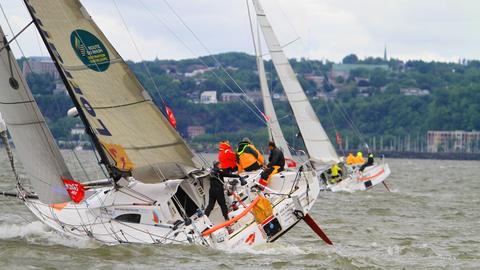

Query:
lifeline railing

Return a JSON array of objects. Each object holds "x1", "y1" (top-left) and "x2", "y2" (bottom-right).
[{"x1": 202, "y1": 196, "x2": 261, "y2": 237}]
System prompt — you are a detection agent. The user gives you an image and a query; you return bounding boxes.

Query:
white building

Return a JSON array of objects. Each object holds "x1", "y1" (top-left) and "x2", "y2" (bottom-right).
[
  {"x1": 221, "y1": 92, "x2": 243, "y2": 102},
  {"x1": 185, "y1": 67, "x2": 214, "y2": 78},
  {"x1": 70, "y1": 124, "x2": 86, "y2": 136},
  {"x1": 200, "y1": 91, "x2": 218, "y2": 104}
]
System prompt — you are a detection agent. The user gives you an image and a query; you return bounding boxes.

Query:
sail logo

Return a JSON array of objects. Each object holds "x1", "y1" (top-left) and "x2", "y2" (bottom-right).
[{"x1": 70, "y1": 29, "x2": 110, "y2": 72}]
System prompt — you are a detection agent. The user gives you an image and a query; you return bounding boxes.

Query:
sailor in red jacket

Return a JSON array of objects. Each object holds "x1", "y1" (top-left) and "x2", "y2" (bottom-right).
[{"x1": 218, "y1": 140, "x2": 237, "y2": 172}]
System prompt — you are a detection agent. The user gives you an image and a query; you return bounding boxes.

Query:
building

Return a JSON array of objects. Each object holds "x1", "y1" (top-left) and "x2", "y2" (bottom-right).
[
  {"x1": 200, "y1": 91, "x2": 217, "y2": 104},
  {"x1": 245, "y1": 90, "x2": 262, "y2": 102},
  {"x1": 221, "y1": 92, "x2": 244, "y2": 102},
  {"x1": 22, "y1": 57, "x2": 60, "y2": 79},
  {"x1": 329, "y1": 64, "x2": 389, "y2": 80},
  {"x1": 53, "y1": 83, "x2": 67, "y2": 95},
  {"x1": 400, "y1": 88, "x2": 430, "y2": 96},
  {"x1": 70, "y1": 124, "x2": 86, "y2": 136},
  {"x1": 185, "y1": 67, "x2": 214, "y2": 77},
  {"x1": 187, "y1": 126, "x2": 206, "y2": 139},
  {"x1": 427, "y1": 131, "x2": 480, "y2": 153},
  {"x1": 304, "y1": 75, "x2": 324, "y2": 88}
]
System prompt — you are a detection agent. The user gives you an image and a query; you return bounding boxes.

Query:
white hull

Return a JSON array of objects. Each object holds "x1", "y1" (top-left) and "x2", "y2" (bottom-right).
[
  {"x1": 322, "y1": 162, "x2": 391, "y2": 193},
  {"x1": 22, "y1": 168, "x2": 319, "y2": 249}
]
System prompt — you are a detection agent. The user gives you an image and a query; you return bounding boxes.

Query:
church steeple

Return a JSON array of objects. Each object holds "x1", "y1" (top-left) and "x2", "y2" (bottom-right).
[{"x1": 383, "y1": 44, "x2": 388, "y2": 62}]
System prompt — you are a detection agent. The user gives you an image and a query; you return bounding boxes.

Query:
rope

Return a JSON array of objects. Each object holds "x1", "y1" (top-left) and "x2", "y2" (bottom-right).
[{"x1": 136, "y1": 0, "x2": 268, "y2": 125}]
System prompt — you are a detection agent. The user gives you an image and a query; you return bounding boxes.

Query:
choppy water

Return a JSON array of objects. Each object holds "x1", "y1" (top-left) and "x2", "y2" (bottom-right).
[{"x1": 0, "y1": 150, "x2": 479, "y2": 269}]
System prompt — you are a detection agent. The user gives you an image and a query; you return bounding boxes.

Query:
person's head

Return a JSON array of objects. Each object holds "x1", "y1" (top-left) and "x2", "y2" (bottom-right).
[
  {"x1": 268, "y1": 141, "x2": 276, "y2": 151},
  {"x1": 348, "y1": 152, "x2": 353, "y2": 156},
  {"x1": 212, "y1": 161, "x2": 220, "y2": 169},
  {"x1": 357, "y1": 152, "x2": 363, "y2": 157},
  {"x1": 241, "y1": 137, "x2": 252, "y2": 144},
  {"x1": 219, "y1": 140, "x2": 230, "y2": 150}
]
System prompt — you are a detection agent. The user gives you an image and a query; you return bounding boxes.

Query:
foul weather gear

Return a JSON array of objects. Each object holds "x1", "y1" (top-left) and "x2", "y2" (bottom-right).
[
  {"x1": 259, "y1": 147, "x2": 285, "y2": 186},
  {"x1": 204, "y1": 165, "x2": 241, "y2": 220},
  {"x1": 360, "y1": 153, "x2": 374, "y2": 172},
  {"x1": 218, "y1": 142, "x2": 237, "y2": 171},
  {"x1": 236, "y1": 141, "x2": 264, "y2": 172},
  {"x1": 346, "y1": 153, "x2": 355, "y2": 165},
  {"x1": 354, "y1": 152, "x2": 365, "y2": 164}
]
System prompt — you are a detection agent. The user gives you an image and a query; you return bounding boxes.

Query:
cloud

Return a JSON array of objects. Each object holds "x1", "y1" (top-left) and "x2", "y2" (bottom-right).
[{"x1": 0, "y1": 0, "x2": 478, "y2": 62}]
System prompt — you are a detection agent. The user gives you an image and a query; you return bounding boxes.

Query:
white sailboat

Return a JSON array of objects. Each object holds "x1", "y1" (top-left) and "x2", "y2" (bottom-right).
[
  {"x1": 250, "y1": 0, "x2": 391, "y2": 192},
  {"x1": 0, "y1": 0, "x2": 331, "y2": 248}
]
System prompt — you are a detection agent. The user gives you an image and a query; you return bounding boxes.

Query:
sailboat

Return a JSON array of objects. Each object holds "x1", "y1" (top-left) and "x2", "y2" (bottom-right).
[
  {"x1": 0, "y1": 0, "x2": 331, "y2": 248},
  {"x1": 250, "y1": 0, "x2": 391, "y2": 192}
]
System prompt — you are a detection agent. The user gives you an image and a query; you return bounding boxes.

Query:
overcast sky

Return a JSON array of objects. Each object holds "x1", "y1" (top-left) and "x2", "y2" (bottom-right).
[{"x1": 0, "y1": 0, "x2": 478, "y2": 63}]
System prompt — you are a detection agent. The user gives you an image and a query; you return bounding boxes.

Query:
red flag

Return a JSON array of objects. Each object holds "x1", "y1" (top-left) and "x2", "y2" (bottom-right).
[
  {"x1": 62, "y1": 178, "x2": 85, "y2": 204},
  {"x1": 261, "y1": 112, "x2": 270, "y2": 122},
  {"x1": 286, "y1": 158, "x2": 297, "y2": 168},
  {"x1": 336, "y1": 132, "x2": 341, "y2": 146},
  {"x1": 165, "y1": 106, "x2": 177, "y2": 129}
]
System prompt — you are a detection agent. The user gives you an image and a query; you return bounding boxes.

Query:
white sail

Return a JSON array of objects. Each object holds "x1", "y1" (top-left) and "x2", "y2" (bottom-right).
[
  {"x1": 23, "y1": 0, "x2": 200, "y2": 183},
  {"x1": 255, "y1": 27, "x2": 292, "y2": 160},
  {"x1": 252, "y1": 0, "x2": 339, "y2": 166},
  {"x1": 0, "y1": 27, "x2": 71, "y2": 203}
]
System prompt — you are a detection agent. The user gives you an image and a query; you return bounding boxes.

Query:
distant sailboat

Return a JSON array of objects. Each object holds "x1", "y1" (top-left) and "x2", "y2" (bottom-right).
[
  {"x1": 250, "y1": 0, "x2": 391, "y2": 192},
  {"x1": 0, "y1": 0, "x2": 330, "y2": 247}
]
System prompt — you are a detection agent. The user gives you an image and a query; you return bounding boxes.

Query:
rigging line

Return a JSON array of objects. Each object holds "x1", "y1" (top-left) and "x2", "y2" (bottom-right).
[
  {"x1": 273, "y1": 0, "x2": 301, "y2": 41},
  {"x1": 161, "y1": 0, "x2": 267, "y2": 123},
  {"x1": 71, "y1": 149, "x2": 91, "y2": 182},
  {"x1": 137, "y1": 0, "x2": 267, "y2": 125},
  {"x1": 0, "y1": 21, "x2": 33, "y2": 53},
  {"x1": 111, "y1": 0, "x2": 167, "y2": 106}
]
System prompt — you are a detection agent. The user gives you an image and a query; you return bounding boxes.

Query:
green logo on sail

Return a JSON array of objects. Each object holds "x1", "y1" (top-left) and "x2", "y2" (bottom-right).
[{"x1": 70, "y1": 29, "x2": 110, "y2": 72}]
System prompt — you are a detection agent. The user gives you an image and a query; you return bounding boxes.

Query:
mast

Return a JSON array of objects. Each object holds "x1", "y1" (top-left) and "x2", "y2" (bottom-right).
[
  {"x1": 251, "y1": 9, "x2": 293, "y2": 159},
  {"x1": 252, "y1": 0, "x2": 339, "y2": 167}
]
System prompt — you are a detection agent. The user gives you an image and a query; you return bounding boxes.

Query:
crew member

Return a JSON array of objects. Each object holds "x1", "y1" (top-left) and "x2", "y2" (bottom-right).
[
  {"x1": 259, "y1": 141, "x2": 285, "y2": 187},
  {"x1": 236, "y1": 138, "x2": 264, "y2": 172},
  {"x1": 354, "y1": 151, "x2": 365, "y2": 165},
  {"x1": 330, "y1": 163, "x2": 343, "y2": 184},
  {"x1": 204, "y1": 161, "x2": 242, "y2": 221},
  {"x1": 346, "y1": 153, "x2": 355, "y2": 165},
  {"x1": 218, "y1": 140, "x2": 237, "y2": 172},
  {"x1": 360, "y1": 152, "x2": 374, "y2": 172}
]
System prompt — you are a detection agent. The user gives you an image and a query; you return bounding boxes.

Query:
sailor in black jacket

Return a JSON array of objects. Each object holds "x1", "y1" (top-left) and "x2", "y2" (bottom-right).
[{"x1": 259, "y1": 141, "x2": 285, "y2": 187}]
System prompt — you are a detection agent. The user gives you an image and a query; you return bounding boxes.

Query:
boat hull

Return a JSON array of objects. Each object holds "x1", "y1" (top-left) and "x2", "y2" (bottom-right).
[
  {"x1": 22, "y1": 167, "x2": 320, "y2": 249},
  {"x1": 323, "y1": 163, "x2": 391, "y2": 193}
]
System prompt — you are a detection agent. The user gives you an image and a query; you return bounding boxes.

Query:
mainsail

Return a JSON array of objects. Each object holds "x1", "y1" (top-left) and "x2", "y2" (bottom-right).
[
  {"x1": 0, "y1": 26, "x2": 71, "y2": 203},
  {"x1": 255, "y1": 28, "x2": 292, "y2": 160},
  {"x1": 23, "y1": 0, "x2": 200, "y2": 182},
  {"x1": 252, "y1": 0, "x2": 339, "y2": 166}
]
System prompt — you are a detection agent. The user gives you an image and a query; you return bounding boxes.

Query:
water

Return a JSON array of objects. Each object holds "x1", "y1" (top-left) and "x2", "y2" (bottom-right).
[{"x1": 0, "y1": 151, "x2": 479, "y2": 269}]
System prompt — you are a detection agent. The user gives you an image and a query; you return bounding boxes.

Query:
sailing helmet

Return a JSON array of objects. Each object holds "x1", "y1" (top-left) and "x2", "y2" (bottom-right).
[{"x1": 242, "y1": 137, "x2": 252, "y2": 144}]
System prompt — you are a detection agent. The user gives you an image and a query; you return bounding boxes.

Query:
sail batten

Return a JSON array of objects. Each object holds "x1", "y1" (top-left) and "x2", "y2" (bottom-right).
[
  {"x1": 253, "y1": 0, "x2": 339, "y2": 166},
  {"x1": 0, "y1": 26, "x2": 72, "y2": 204},
  {"x1": 24, "y1": 0, "x2": 200, "y2": 182}
]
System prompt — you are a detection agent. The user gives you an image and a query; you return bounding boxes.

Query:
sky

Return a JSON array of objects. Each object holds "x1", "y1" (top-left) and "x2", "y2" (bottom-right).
[{"x1": 0, "y1": 0, "x2": 478, "y2": 63}]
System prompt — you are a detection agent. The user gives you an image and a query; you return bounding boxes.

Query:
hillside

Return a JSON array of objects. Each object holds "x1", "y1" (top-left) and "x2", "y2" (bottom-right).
[{"x1": 19, "y1": 52, "x2": 480, "y2": 152}]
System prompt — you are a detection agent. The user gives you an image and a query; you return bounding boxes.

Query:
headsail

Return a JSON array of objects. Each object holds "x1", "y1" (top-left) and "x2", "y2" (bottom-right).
[
  {"x1": 252, "y1": 0, "x2": 339, "y2": 166},
  {"x1": 23, "y1": 0, "x2": 200, "y2": 182},
  {"x1": 255, "y1": 25, "x2": 292, "y2": 160},
  {"x1": 0, "y1": 26, "x2": 71, "y2": 204}
]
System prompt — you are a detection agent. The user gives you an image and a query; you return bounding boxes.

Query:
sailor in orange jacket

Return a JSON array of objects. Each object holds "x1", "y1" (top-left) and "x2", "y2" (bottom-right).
[
  {"x1": 236, "y1": 138, "x2": 264, "y2": 172},
  {"x1": 354, "y1": 152, "x2": 365, "y2": 164},
  {"x1": 346, "y1": 153, "x2": 355, "y2": 165},
  {"x1": 218, "y1": 140, "x2": 237, "y2": 172}
]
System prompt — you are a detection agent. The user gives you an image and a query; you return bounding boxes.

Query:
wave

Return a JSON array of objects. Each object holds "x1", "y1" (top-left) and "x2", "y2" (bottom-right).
[{"x1": 0, "y1": 221, "x2": 97, "y2": 249}]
